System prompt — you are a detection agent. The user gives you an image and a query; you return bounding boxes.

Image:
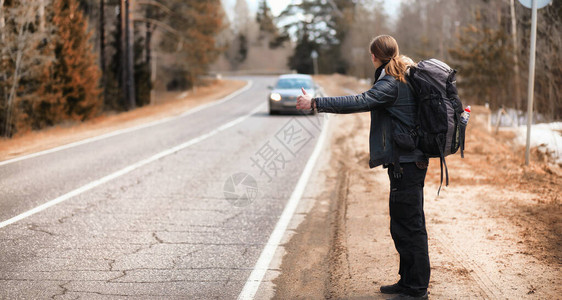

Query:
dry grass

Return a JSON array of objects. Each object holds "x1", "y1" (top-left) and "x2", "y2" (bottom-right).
[
  {"x1": 0, "y1": 79, "x2": 247, "y2": 161},
  {"x1": 426, "y1": 104, "x2": 562, "y2": 204}
]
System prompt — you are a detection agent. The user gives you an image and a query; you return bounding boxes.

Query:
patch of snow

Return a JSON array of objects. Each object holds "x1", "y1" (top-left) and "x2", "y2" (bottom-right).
[
  {"x1": 491, "y1": 107, "x2": 550, "y2": 127},
  {"x1": 515, "y1": 122, "x2": 562, "y2": 164}
]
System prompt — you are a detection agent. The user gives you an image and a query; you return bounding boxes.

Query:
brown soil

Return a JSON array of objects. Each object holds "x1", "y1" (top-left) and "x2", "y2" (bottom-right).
[
  {"x1": 273, "y1": 75, "x2": 561, "y2": 299},
  {"x1": 0, "y1": 79, "x2": 246, "y2": 161}
]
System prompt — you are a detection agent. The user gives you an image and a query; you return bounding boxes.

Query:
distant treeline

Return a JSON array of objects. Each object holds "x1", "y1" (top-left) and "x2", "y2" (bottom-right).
[
  {"x1": 257, "y1": 0, "x2": 560, "y2": 120},
  {"x1": 1, "y1": 0, "x2": 560, "y2": 138}
]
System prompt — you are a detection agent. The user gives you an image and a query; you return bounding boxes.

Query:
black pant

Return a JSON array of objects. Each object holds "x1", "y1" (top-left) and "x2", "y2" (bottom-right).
[{"x1": 387, "y1": 162, "x2": 430, "y2": 296}]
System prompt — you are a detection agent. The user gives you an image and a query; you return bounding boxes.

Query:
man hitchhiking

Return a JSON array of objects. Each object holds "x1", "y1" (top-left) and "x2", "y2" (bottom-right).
[{"x1": 296, "y1": 35, "x2": 430, "y2": 299}]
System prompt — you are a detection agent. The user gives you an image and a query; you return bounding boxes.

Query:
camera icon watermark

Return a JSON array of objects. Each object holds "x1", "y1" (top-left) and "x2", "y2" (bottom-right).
[{"x1": 223, "y1": 172, "x2": 258, "y2": 207}]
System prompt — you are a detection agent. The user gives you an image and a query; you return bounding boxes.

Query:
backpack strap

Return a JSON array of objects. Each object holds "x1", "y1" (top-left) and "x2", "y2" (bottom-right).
[
  {"x1": 460, "y1": 120, "x2": 467, "y2": 159},
  {"x1": 436, "y1": 136, "x2": 450, "y2": 195}
]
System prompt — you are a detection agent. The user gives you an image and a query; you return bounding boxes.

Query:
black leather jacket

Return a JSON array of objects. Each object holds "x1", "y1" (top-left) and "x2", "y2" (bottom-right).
[{"x1": 315, "y1": 73, "x2": 426, "y2": 168}]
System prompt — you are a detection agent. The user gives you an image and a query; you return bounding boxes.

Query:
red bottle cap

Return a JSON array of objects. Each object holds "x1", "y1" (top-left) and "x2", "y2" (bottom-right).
[{"x1": 465, "y1": 106, "x2": 471, "y2": 113}]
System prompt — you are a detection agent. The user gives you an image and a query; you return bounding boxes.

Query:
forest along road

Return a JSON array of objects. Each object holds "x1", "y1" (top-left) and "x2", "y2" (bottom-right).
[{"x1": 0, "y1": 76, "x2": 326, "y2": 298}]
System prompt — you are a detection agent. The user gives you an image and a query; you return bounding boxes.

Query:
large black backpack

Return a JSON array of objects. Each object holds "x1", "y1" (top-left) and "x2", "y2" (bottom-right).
[{"x1": 406, "y1": 59, "x2": 466, "y2": 193}]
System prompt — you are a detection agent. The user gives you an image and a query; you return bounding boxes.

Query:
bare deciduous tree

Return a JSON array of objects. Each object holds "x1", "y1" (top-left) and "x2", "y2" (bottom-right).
[
  {"x1": 0, "y1": 0, "x2": 47, "y2": 136},
  {"x1": 0, "y1": 0, "x2": 5, "y2": 42}
]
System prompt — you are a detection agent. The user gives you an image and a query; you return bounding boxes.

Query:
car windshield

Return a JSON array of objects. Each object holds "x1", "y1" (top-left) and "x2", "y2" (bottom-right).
[{"x1": 275, "y1": 78, "x2": 313, "y2": 90}]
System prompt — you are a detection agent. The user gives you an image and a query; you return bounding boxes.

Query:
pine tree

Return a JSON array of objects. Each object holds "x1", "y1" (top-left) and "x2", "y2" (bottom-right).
[
  {"x1": 256, "y1": 0, "x2": 275, "y2": 35},
  {"x1": 256, "y1": 0, "x2": 287, "y2": 49},
  {"x1": 278, "y1": 0, "x2": 354, "y2": 74},
  {"x1": 33, "y1": 40, "x2": 63, "y2": 129},
  {"x1": 31, "y1": 0, "x2": 65, "y2": 130},
  {"x1": 47, "y1": 0, "x2": 101, "y2": 121}
]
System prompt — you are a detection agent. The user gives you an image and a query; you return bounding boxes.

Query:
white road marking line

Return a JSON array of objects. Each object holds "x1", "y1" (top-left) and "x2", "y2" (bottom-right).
[
  {"x1": 0, "y1": 80, "x2": 254, "y2": 167},
  {"x1": 0, "y1": 103, "x2": 266, "y2": 229},
  {"x1": 237, "y1": 115, "x2": 331, "y2": 300}
]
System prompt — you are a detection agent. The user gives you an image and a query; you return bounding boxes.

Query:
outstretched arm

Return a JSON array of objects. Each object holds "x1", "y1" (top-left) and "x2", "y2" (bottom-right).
[{"x1": 296, "y1": 77, "x2": 398, "y2": 114}]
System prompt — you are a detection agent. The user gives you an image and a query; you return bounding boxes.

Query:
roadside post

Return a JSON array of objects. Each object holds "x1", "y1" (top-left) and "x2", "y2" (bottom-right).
[
  {"x1": 311, "y1": 50, "x2": 319, "y2": 75},
  {"x1": 517, "y1": 0, "x2": 552, "y2": 165}
]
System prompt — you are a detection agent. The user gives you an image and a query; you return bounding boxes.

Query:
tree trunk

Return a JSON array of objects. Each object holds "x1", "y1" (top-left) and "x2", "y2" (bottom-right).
[
  {"x1": 5, "y1": 50, "x2": 23, "y2": 137},
  {"x1": 0, "y1": 0, "x2": 5, "y2": 42},
  {"x1": 100, "y1": 0, "x2": 106, "y2": 104},
  {"x1": 120, "y1": 0, "x2": 128, "y2": 109},
  {"x1": 0, "y1": 0, "x2": 4, "y2": 115},
  {"x1": 145, "y1": 7, "x2": 153, "y2": 103},
  {"x1": 3, "y1": 8, "x2": 31, "y2": 137},
  {"x1": 145, "y1": 7, "x2": 151, "y2": 65},
  {"x1": 39, "y1": 0, "x2": 45, "y2": 31},
  {"x1": 125, "y1": 0, "x2": 135, "y2": 109}
]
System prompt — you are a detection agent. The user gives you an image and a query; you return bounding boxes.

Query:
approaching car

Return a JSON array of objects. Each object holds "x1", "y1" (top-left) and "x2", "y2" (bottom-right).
[{"x1": 268, "y1": 74, "x2": 323, "y2": 115}]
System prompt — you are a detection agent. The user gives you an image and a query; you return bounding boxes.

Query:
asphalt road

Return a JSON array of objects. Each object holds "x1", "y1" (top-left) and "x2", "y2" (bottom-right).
[{"x1": 0, "y1": 76, "x2": 326, "y2": 299}]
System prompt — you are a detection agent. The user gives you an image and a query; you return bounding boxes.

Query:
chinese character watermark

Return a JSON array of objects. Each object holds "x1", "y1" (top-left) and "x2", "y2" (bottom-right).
[
  {"x1": 249, "y1": 141, "x2": 289, "y2": 182},
  {"x1": 275, "y1": 117, "x2": 314, "y2": 156},
  {"x1": 224, "y1": 110, "x2": 329, "y2": 206}
]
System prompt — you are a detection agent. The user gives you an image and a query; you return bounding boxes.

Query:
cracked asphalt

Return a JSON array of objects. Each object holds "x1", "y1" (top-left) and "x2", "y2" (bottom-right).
[{"x1": 0, "y1": 76, "x2": 325, "y2": 299}]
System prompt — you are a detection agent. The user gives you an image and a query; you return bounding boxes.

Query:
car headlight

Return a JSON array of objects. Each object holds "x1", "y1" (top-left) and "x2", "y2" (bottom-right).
[{"x1": 270, "y1": 93, "x2": 282, "y2": 101}]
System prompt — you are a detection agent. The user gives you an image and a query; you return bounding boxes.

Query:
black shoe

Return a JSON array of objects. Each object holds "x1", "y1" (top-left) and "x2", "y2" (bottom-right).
[
  {"x1": 380, "y1": 283, "x2": 407, "y2": 294},
  {"x1": 388, "y1": 292, "x2": 429, "y2": 300}
]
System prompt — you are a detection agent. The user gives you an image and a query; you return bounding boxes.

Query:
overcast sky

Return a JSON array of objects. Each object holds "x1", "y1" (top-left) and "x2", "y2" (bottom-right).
[{"x1": 221, "y1": 0, "x2": 403, "y2": 22}]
